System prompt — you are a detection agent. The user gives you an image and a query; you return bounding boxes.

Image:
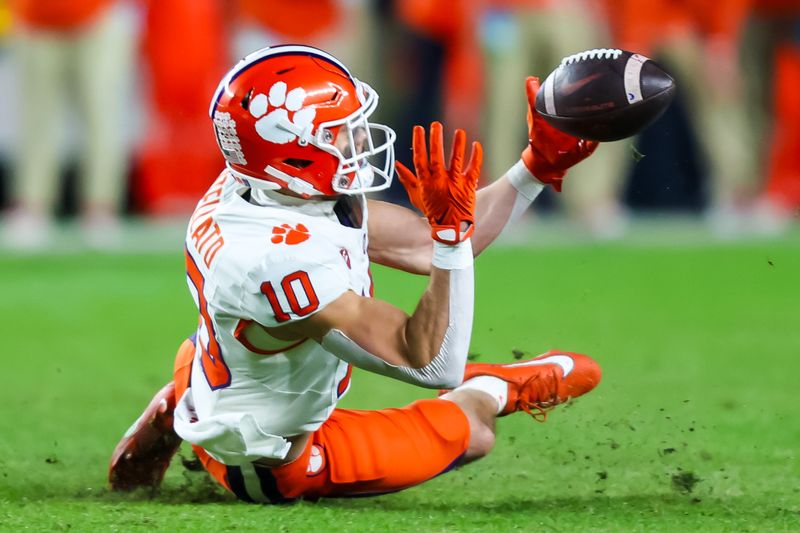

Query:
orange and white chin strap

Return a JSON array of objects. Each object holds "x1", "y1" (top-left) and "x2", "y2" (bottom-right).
[{"x1": 321, "y1": 239, "x2": 473, "y2": 389}]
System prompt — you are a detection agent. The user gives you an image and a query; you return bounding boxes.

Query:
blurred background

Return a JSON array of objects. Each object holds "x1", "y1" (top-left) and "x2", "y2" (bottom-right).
[{"x1": 0, "y1": 0, "x2": 799, "y2": 251}]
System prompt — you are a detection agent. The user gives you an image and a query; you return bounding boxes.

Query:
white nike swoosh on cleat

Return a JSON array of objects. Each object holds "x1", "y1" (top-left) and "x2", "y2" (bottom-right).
[{"x1": 505, "y1": 355, "x2": 575, "y2": 377}]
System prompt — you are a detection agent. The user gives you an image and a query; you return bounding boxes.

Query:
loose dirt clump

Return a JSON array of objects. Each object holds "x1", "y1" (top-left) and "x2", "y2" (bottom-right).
[{"x1": 671, "y1": 470, "x2": 701, "y2": 494}]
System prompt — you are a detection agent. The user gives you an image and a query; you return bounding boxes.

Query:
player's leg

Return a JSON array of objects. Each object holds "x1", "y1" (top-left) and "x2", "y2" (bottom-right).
[
  {"x1": 108, "y1": 338, "x2": 194, "y2": 491},
  {"x1": 440, "y1": 388, "x2": 497, "y2": 464},
  {"x1": 111, "y1": 345, "x2": 600, "y2": 499},
  {"x1": 197, "y1": 350, "x2": 600, "y2": 503},
  {"x1": 454, "y1": 350, "x2": 602, "y2": 419},
  {"x1": 201, "y1": 394, "x2": 489, "y2": 503}
]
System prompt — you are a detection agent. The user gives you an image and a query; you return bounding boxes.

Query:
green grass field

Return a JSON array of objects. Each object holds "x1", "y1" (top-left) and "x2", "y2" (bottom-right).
[{"x1": 1, "y1": 239, "x2": 799, "y2": 531}]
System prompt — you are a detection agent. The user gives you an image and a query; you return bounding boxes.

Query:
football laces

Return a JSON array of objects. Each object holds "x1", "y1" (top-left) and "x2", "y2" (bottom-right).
[{"x1": 560, "y1": 48, "x2": 623, "y2": 67}]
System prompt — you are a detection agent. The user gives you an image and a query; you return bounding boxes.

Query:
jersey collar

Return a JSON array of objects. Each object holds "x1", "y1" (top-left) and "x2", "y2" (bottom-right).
[{"x1": 247, "y1": 186, "x2": 338, "y2": 219}]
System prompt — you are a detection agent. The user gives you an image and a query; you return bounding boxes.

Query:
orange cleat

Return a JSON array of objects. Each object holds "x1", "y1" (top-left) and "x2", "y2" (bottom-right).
[
  {"x1": 108, "y1": 381, "x2": 183, "y2": 491},
  {"x1": 457, "y1": 350, "x2": 601, "y2": 420}
]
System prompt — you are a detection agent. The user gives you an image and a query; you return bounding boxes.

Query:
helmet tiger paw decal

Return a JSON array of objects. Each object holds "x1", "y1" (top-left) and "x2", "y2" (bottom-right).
[
  {"x1": 249, "y1": 82, "x2": 316, "y2": 144},
  {"x1": 271, "y1": 223, "x2": 311, "y2": 245}
]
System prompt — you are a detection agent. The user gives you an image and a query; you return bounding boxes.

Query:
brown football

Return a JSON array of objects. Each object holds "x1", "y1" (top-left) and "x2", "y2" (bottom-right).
[{"x1": 534, "y1": 48, "x2": 676, "y2": 141}]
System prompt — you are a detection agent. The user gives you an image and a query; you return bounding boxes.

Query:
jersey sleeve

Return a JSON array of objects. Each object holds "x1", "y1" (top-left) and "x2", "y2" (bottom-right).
[{"x1": 240, "y1": 250, "x2": 351, "y2": 328}]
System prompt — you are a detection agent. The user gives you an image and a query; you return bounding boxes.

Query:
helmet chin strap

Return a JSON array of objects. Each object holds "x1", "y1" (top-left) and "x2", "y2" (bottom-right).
[
  {"x1": 264, "y1": 165, "x2": 322, "y2": 197},
  {"x1": 228, "y1": 164, "x2": 323, "y2": 198},
  {"x1": 228, "y1": 166, "x2": 281, "y2": 190}
]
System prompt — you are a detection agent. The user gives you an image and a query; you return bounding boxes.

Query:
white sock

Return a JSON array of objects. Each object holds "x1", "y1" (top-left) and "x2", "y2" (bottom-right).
[{"x1": 454, "y1": 376, "x2": 508, "y2": 415}]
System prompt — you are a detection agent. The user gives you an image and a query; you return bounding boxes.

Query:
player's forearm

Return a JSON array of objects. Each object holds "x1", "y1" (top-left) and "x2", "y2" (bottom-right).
[
  {"x1": 472, "y1": 177, "x2": 518, "y2": 255},
  {"x1": 366, "y1": 199, "x2": 433, "y2": 275},
  {"x1": 320, "y1": 240, "x2": 474, "y2": 389},
  {"x1": 472, "y1": 161, "x2": 545, "y2": 256},
  {"x1": 404, "y1": 267, "x2": 454, "y2": 367},
  {"x1": 397, "y1": 240, "x2": 474, "y2": 385}
]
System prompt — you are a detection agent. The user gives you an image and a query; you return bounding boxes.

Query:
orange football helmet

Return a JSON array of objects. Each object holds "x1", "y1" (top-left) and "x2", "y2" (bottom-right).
[{"x1": 209, "y1": 45, "x2": 395, "y2": 197}]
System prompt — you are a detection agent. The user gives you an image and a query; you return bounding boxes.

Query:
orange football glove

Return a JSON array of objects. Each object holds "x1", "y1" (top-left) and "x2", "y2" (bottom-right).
[
  {"x1": 522, "y1": 76, "x2": 599, "y2": 192},
  {"x1": 396, "y1": 155, "x2": 425, "y2": 213},
  {"x1": 395, "y1": 122, "x2": 482, "y2": 244}
]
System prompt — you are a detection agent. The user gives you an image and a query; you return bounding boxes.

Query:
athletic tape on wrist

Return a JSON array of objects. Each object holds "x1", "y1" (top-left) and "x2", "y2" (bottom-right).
[
  {"x1": 504, "y1": 159, "x2": 546, "y2": 226},
  {"x1": 431, "y1": 239, "x2": 473, "y2": 270},
  {"x1": 507, "y1": 159, "x2": 545, "y2": 201}
]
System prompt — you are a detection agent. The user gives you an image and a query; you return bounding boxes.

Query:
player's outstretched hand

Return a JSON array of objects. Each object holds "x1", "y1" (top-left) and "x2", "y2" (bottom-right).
[
  {"x1": 395, "y1": 154, "x2": 425, "y2": 213},
  {"x1": 396, "y1": 122, "x2": 482, "y2": 244},
  {"x1": 522, "y1": 76, "x2": 599, "y2": 192}
]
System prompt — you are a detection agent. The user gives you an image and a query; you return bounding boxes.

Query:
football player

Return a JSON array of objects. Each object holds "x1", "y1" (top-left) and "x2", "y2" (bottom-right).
[{"x1": 109, "y1": 44, "x2": 601, "y2": 502}]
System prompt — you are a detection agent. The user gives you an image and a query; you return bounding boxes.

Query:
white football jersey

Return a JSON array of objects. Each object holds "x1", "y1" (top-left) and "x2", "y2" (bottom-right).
[{"x1": 174, "y1": 171, "x2": 372, "y2": 464}]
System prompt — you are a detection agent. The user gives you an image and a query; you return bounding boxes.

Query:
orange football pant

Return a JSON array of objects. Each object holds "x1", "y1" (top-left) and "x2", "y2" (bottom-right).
[{"x1": 173, "y1": 338, "x2": 471, "y2": 503}]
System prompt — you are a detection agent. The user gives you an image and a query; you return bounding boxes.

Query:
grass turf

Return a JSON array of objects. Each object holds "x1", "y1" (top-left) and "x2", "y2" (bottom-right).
[{"x1": 1, "y1": 241, "x2": 799, "y2": 531}]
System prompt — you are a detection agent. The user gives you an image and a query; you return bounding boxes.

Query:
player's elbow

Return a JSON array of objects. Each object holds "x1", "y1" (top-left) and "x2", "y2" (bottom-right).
[
  {"x1": 401, "y1": 335, "x2": 442, "y2": 370},
  {"x1": 411, "y1": 374, "x2": 463, "y2": 390},
  {"x1": 400, "y1": 330, "x2": 467, "y2": 388},
  {"x1": 407, "y1": 359, "x2": 465, "y2": 389},
  {"x1": 433, "y1": 369, "x2": 464, "y2": 390},
  {"x1": 404, "y1": 350, "x2": 437, "y2": 370}
]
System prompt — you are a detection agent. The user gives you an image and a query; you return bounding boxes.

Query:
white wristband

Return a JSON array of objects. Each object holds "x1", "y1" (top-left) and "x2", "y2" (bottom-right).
[
  {"x1": 502, "y1": 160, "x2": 547, "y2": 232},
  {"x1": 432, "y1": 239, "x2": 473, "y2": 270},
  {"x1": 506, "y1": 159, "x2": 545, "y2": 201}
]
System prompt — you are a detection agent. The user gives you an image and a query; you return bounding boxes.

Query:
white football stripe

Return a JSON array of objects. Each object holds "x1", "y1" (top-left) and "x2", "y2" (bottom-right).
[
  {"x1": 505, "y1": 354, "x2": 574, "y2": 377},
  {"x1": 624, "y1": 54, "x2": 648, "y2": 104},
  {"x1": 543, "y1": 73, "x2": 556, "y2": 115}
]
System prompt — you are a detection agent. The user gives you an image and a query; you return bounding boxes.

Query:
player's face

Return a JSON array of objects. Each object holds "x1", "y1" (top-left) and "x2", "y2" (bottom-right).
[
  {"x1": 334, "y1": 126, "x2": 368, "y2": 160},
  {"x1": 325, "y1": 116, "x2": 393, "y2": 194}
]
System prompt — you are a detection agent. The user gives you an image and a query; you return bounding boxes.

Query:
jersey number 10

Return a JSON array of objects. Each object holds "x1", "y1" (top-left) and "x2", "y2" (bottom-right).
[{"x1": 261, "y1": 270, "x2": 320, "y2": 322}]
